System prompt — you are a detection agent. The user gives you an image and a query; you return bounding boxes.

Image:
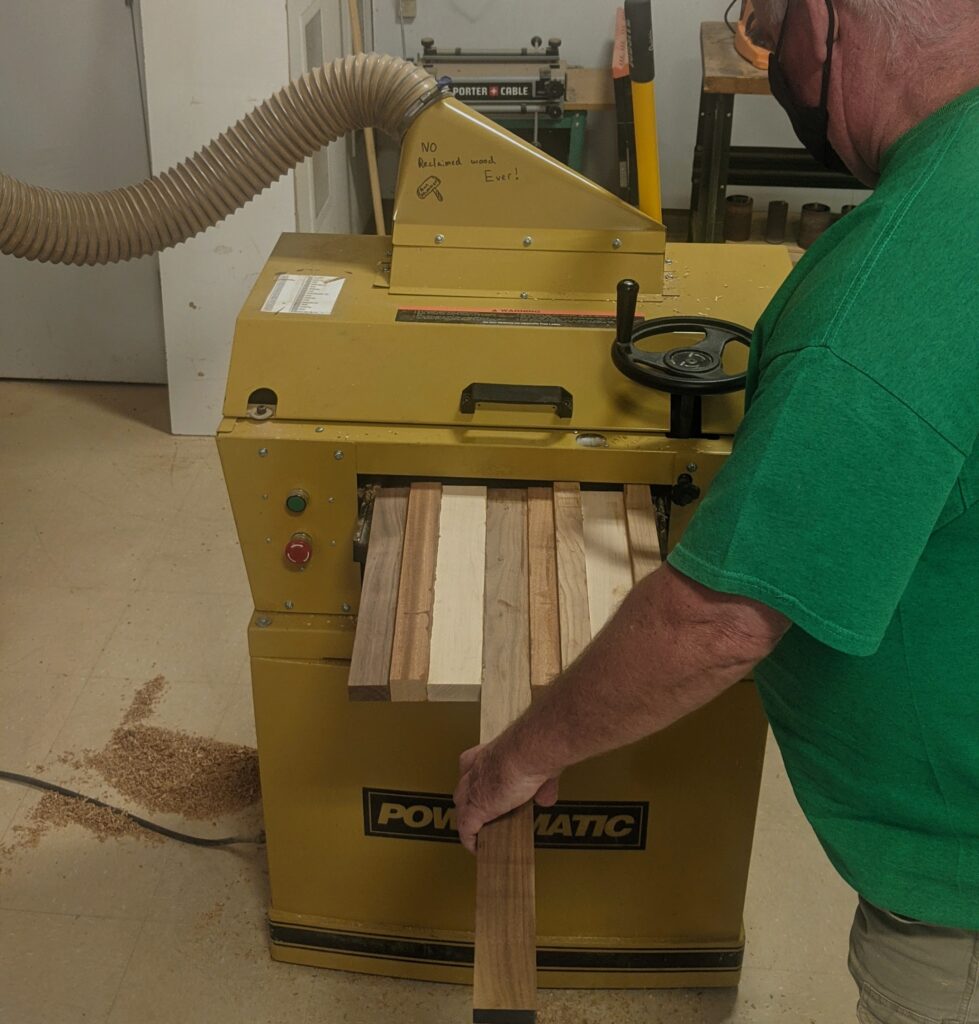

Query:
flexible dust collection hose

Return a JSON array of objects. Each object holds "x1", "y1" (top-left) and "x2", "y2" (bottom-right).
[{"x1": 0, "y1": 54, "x2": 439, "y2": 266}]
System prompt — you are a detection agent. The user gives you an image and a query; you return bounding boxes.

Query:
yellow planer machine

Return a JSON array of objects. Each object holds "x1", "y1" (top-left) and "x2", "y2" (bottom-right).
[
  {"x1": 0, "y1": 54, "x2": 789, "y2": 991},
  {"x1": 219, "y1": 98, "x2": 789, "y2": 987}
]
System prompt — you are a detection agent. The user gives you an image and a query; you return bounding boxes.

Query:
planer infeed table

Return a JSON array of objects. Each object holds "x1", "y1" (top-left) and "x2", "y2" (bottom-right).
[{"x1": 217, "y1": 94, "x2": 790, "y2": 989}]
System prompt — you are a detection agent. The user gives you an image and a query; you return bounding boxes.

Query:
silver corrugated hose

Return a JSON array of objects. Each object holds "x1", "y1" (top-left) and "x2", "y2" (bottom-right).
[{"x1": 0, "y1": 54, "x2": 439, "y2": 266}]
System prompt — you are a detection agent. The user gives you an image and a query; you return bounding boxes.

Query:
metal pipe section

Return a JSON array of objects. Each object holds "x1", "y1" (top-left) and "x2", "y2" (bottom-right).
[
  {"x1": 797, "y1": 202, "x2": 832, "y2": 249},
  {"x1": 764, "y1": 200, "x2": 789, "y2": 244},
  {"x1": 0, "y1": 54, "x2": 439, "y2": 266},
  {"x1": 723, "y1": 194, "x2": 754, "y2": 242}
]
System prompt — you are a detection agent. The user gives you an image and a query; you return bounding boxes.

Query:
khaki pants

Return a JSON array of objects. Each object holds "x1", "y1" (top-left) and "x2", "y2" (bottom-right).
[{"x1": 849, "y1": 898, "x2": 979, "y2": 1023}]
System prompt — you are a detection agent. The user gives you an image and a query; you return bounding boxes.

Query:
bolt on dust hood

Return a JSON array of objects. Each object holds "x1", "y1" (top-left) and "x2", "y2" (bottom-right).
[{"x1": 389, "y1": 97, "x2": 667, "y2": 302}]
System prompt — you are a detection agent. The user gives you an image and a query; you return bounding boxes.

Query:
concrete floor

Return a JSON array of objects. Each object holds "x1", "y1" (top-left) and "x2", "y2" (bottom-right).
[{"x1": 0, "y1": 380, "x2": 859, "y2": 1023}]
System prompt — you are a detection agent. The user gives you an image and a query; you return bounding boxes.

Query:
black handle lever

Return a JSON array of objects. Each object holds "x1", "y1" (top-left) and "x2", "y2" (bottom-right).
[
  {"x1": 624, "y1": 0, "x2": 655, "y2": 84},
  {"x1": 616, "y1": 279, "x2": 640, "y2": 349},
  {"x1": 460, "y1": 382, "x2": 574, "y2": 419}
]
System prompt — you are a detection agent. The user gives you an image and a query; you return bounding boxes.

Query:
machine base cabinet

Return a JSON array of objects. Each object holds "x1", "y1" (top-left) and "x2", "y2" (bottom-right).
[{"x1": 251, "y1": 655, "x2": 768, "y2": 989}]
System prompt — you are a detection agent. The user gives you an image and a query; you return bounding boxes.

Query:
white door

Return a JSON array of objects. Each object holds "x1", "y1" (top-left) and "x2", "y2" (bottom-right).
[
  {"x1": 288, "y1": 0, "x2": 370, "y2": 234},
  {"x1": 0, "y1": 0, "x2": 166, "y2": 383}
]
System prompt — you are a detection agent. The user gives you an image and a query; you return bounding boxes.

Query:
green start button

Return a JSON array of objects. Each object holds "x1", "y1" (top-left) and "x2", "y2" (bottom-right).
[{"x1": 285, "y1": 490, "x2": 309, "y2": 514}]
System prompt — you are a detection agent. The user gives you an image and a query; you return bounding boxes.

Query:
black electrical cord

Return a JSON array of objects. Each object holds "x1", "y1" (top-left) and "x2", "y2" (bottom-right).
[
  {"x1": 725, "y1": 0, "x2": 740, "y2": 33},
  {"x1": 0, "y1": 770, "x2": 265, "y2": 848}
]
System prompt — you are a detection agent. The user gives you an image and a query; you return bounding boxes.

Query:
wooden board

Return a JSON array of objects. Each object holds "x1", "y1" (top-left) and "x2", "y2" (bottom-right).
[
  {"x1": 581, "y1": 489, "x2": 633, "y2": 636},
  {"x1": 427, "y1": 485, "x2": 487, "y2": 702},
  {"x1": 481, "y1": 490, "x2": 531, "y2": 734},
  {"x1": 565, "y1": 67, "x2": 615, "y2": 110},
  {"x1": 346, "y1": 0, "x2": 386, "y2": 234},
  {"x1": 527, "y1": 487, "x2": 561, "y2": 697},
  {"x1": 389, "y1": 482, "x2": 442, "y2": 702},
  {"x1": 474, "y1": 488, "x2": 536, "y2": 1024},
  {"x1": 701, "y1": 21, "x2": 771, "y2": 96},
  {"x1": 347, "y1": 487, "x2": 409, "y2": 701},
  {"x1": 624, "y1": 484, "x2": 663, "y2": 583},
  {"x1": 553, "y1": 482, "x2": 591, "y2": 669},
  {"x1": 473, "y1": 804, "x2": 536, "y2": 1024},
  {"x1": 351, "y1": 483, "x2": 645, "y2": 706}
]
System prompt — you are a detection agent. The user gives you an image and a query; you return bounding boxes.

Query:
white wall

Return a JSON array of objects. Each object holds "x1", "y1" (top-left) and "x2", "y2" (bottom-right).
[
  {"x1": 369, "y1": 0, "x2": 868, "y2": 211},
  {"x1": 287, "y1": 0, "x2": 372, "y2": 237},
  {"x1": 139, "y1": 0, "x2": 296, "y2": 436},
  {"x1": 139, "y1": 0, "x2": 379, "y2": 435},
  {"x1": 0, "y1": 0, "x2": 166, "y2": 384}
]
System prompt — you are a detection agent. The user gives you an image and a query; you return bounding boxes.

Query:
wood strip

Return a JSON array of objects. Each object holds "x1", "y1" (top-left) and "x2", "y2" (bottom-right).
[
  {"x1": 624, "y1": 484, "x2": 663, "y2": 584},
  {"x1": 389, "y1": 482, "x2": 442, "y2": 702},
  {"x1": 565, "y1": 67, "x2": 616, "y2": 110},
  {"x1": 581, "y1": 489, "x2": 634, "y2": 637},
  {"x1": 482, "y1": 490, "x2": 531, "y2": 735},
  {"x1": 427, "y1": 485, "x2": 487, "y2": 702},
  {"x1": 347, "y1": 487, "x2": 409, "y2": 701},
  {"x1": 527, "y1": 487, "x2": 561, "y2": 697},
  {"x1": 472, "y1": 805, "x2": 536, "y2": 1024},
  {"x1": 346, "y1": 0, "x2": 387, "y2": 233},
  {"x1": 552, "y1": 483, "x2": 590, "y2": 669},
  {"x1": 474, "y1": 489, "x2": 536, "y2": 1024}
]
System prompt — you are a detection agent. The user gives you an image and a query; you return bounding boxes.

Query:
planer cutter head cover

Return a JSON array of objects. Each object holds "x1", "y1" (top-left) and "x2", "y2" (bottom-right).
[{"x1": 389, "y1": 95, "x2": 667, "y2": 301}]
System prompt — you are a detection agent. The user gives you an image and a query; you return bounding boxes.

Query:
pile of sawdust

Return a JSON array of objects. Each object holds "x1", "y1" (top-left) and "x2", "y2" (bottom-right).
[
  {"x1": 0, "y1": 793, "x2": 163, "y2": 866},
  {"x1": 84, "y1": 724, "x2": 260, "y2": 820},
  {"x1": 32, "y1": 793, "x2": 160, "y2": 844},
  {"x1": 1, "y1": 814, "x2": 46, "y2": 858},
  {"x1": 122, "y1": 673, "x2": 167, "y2": 726},
  {"x1": 1, "y1": 675, "x2": 260, "y2": 857}
]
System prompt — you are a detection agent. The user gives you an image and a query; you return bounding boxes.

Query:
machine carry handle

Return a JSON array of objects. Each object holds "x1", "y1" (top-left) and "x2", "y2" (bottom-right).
[{"x1": 460, "y1": 382, "x2": 573, "y2": 419}]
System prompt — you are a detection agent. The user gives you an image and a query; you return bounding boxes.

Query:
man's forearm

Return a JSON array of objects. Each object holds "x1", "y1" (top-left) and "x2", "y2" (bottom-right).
[
  {"x1": 500, "y1": 566, "x2": 785, "y2": 781},
  {"x1": 451, "y1": 565, "x2": 789, "y2": 850}
]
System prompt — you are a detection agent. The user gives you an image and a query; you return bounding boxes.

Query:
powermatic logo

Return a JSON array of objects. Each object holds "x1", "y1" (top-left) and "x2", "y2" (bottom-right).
[{"x1": 363, "y1": 789, "x2": 648, "y2": 851}]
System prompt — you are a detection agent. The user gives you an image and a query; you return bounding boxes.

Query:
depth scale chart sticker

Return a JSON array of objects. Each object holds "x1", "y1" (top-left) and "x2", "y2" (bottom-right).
[{"x1": 262, "y1": 274, "x2": 346, "y2": 316}]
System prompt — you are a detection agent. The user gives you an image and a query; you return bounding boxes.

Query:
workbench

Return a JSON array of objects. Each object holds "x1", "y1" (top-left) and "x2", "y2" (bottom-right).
[{"x1": 689, "y1": 22, "x2": 862, "y2": 242}]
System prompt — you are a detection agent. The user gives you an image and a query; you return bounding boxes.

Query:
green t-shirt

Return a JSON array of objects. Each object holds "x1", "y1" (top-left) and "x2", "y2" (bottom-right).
[{"x1": 669, "y1": 88, "x2": 979, "y2": 929}]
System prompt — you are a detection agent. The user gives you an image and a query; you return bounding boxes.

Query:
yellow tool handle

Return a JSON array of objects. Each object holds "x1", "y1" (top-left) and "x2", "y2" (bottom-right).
[
  {"x1": 630, "y1": 80, "x2": 662, "y2": 221},
  {"x1": 625, "y1": 0, "x2": 663, "y2": 222}
]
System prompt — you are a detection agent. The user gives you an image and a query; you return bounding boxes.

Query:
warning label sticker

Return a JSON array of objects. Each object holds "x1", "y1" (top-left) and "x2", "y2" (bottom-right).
[
  {"x1": 396, "y1": 308, "x2": 638, "y2": 330},
  {"x1": 262, "y1": 274, "x2": 345, "y2": 316}
]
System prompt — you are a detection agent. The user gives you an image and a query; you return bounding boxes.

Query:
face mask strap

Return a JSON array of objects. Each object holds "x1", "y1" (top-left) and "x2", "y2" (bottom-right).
[
  {"x1": 820, "y1": 0, "x2": 837, "y2": 112},
  {"x1": 774, "y1": 1, "x2": 792, "y2": 60}
]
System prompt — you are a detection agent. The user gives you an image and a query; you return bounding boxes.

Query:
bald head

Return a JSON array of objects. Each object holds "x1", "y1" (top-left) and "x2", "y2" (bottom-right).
[{"x1": 752, "y1": 0, "x2": 979, "y2": 185}]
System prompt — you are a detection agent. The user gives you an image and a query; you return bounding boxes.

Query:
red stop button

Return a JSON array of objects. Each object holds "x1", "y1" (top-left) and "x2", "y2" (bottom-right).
[{"x1": 284, "y1": 533, "x2": 313, "y2": 566}]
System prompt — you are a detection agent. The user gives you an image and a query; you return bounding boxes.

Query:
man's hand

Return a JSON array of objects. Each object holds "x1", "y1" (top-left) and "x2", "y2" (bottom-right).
[
  {"x1": 450, "y1": 566, "x2": 788, "y2": 855},
  {"x1": 453, "y1": 740, "x2": 560, "y2": 854}
]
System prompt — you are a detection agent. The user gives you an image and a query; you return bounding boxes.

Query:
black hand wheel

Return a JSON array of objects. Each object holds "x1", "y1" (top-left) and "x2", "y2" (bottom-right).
[{"x1": 611, "y1": 279, "x2": 752, "y2": 395}]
